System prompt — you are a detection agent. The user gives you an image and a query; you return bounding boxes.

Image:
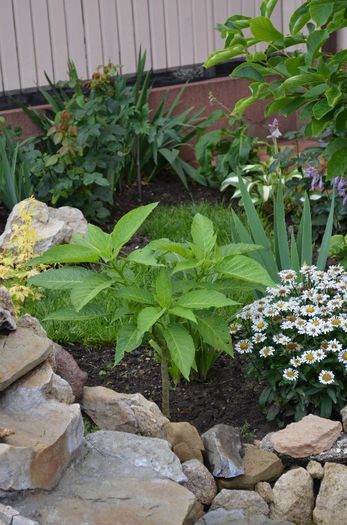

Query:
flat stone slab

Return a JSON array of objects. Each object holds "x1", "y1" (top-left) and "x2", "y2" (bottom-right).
[
  {"x1": 5, "y1": 431, "x2": 202, "y2": 525},
  {"x1": 0, "y1": 328, "x2": 53, "y2": 391}
]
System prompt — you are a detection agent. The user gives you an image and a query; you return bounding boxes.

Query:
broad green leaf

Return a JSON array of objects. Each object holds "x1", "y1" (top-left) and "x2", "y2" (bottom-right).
[
  {"x1": 73, "y1": 224, "x2": 113, "y2": 261},
  {"x1": 117, "y1": 286, "x2": 153, "y2": 305},
  {"x1": 313, "y1": 99, "x2": 333, "y2": 120},
  {"x1": 191, "y1": 213, "x2": 216, "y2": 256},
  {"x1": 232, "y1": 96, "x2": 257, "y2": 115},
  {"x1": 327, "y1": 147, "x2": 347, "y2": 179},
  {"x1": 28, "y1": 267, "x2": 93, "y2": 290},
  {"x1": 197, "y1": 315, "x2": 233, "y2": 355},
  {"x1": 249, "y1": 16, "x2": 283, "y2": 42},
  {"x1": 317, "y1": 189, "x2": 335, "y2": 270},
  {"x1": 127, "y1": 247, "x2": 162, "y2": 267},
  {"x1": 111, "y1": 202, "x2": 158, "y2": 255},
  {"x1": 44, "y1": 304, "x2": 106, "y2": 321},
  {"x1": 137, "y1": 307, "x2": 165, "y2": 335},
  {"x1": 310, "y1": 2, "x2": 334, "y2": 25},
  {"x1": 282, "y1": 74, "x2": 324, "y2": 92},
  {"x1": 204, "y1": 46, "x2": 245, "y2": 68},
  {"x1": 70, "y1": 273, "x2": 113, "y2": 311},
  {"x1": 169, "y1": 306, "x2": 197, "y2": 324},
  {"x1": 260, "y1": 0, "x2": 278, "y2": 18},
  {"x1": 163, "y1": 324, "x2": 195, "y2": 380},
  {"x1": 156, "y1": 269, "x2": 172, "y2": 307},
  {"x1": 173, "y1": 259, "x2": 204, "y2": 274},
  {"x1": 176, "y1": 289, "x2": 239, "y2": 310},
  {"x1": 216, "y1": 255, "x2": 274, "y2": 288},
  {"x1": 289, "y1": 3, "x2": 310, "y2": 34},
  {"x1": 29, "y1": 244, "x2": 100, "y2": 266},
  {"x1": 115, "y1": 324, "x2": 143, "y2": 365},
  {"x1": 220, "y1": 243, "x2": 263, "y2": 256},
  {"x1": 149, "y1": 239, "x2": 192, "y2": 258},
  {"x1": 306, "y1": 30, "x2": 329, "y2": 65}
]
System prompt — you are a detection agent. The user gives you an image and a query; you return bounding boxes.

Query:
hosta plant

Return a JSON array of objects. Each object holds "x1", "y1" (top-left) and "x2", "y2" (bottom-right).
[
  {"x1": 231, "y1": 264, "x2": 347, "y2": 423},
  {"x1": 28, "y1": 203, "x2": 273, "y2": 416}
]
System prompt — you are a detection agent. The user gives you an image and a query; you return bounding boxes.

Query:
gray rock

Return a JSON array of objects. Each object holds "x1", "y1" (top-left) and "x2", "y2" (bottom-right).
[
  {"x1": 341, "y1": 405, "x2": 347, "y2": 433},
  {"x1": 202, "y1": 424, "x2": 244, "y2": 478},
  {"x1": 211, "y1": 489, "x2": 269, "y2": 517},
  {"x1": 306, "y1": 460, "x2": 324, "y2": 480},
  {"x1": 0, "y1": 199, "x2": 87, "y2": 255},
  {"x1": 182, "y1": 459, "x2": 217, "y2": 505},
  {"x1": 0, "y1": 502, "x2": 19, "y2": 524},
  {"x1": 0, "y1": 308, "x2": 16, "y2": 332},
  {"x1": 196, "y1": 508, "x2": 293, "y2": 525},
  {"x1": 12, "y1": 517, "x2": 40, "y2": 525},
  {"x1": 313, "y1": 462, "x2": 347, "y2": 525},
  {"x1": 0, "y1": 288, "x2": 15, "y2": 316},
  {"x1": 16, "y1": 315, "x2": 47, "y2": 337},
  {"x1": 5, "y1": 430, "x2": 203, "y2": 525}
]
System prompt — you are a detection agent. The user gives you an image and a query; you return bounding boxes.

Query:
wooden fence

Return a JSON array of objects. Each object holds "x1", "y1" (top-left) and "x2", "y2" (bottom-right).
[{"x1": 0, "y1": 0, "x2": 304, "y2": 95}]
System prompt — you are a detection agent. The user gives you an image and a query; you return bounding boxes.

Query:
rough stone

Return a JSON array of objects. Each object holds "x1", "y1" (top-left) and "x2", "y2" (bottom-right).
[
  {"x1": 266, "y1": 415, "x2": 342, "y2": 458},
  {"x1": 270, "y1": 467, "x2": 314, "y2": 525},
  {"x1": 306, "y1": 460, "x2": 324, "y2": 480},
  {"x1": 211, "y1": 489, "x2": 269, "y2": 517},
  {"x1": 0, "y1": 199, "x2": 87, "y2": 254},
  {"x1": 0, "y1": 308, "x2": 16, "y2": 332},
  {"x1": 0, "y1": 502, "x2": 18, "y2": 525},
  {"x1": 16, "y1": 315, "x2": 47, "y2": 337},
  {"x1": 182, "y1": 459, "x2": 217, "y2": 505},
  {"x1": 202, "y1": 424, "x2": 244, "y2": 478},
  {"x1": 53, "y1": 343, "x2": 87, "y2": 399},
  {"x1": 256, "y1": 482, "x2": 275, "y2": 504},
  {"x1": 313, "y1": 462, "x2": 347, "y2": 525},
  {"x1": 0, "y1": 428, "x2": 15, "y2": 440},
  {"x1": 7, "y1": 430, "x2": 203, "y2": 525},
  {"x1": 82, "y1": 386, "x2": 169, "y2": 438},
  {"x1": 341, "y1": 405, "x2": 347, "y2": 433},
  {"x1": 0, "y1": 328, "x2": 53, "y2": 391},
  {"x1": 0, "y1": 288, "x2": 15, "y2": 316},
  {"x1": 164, "y1": 421, "x2": 204, "y2": 463},
  {"x1": 217, "y1": 444, "x2": 283, "y2": 489},
  {"x1": 196, "y1": 508, "x2": 294, "y2": 525}
]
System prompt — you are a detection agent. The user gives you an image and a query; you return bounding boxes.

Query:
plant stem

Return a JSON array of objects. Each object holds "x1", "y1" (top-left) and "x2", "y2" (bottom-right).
[
  {"x1": 161, "y1": 345, "x2": 171, "y2": 418},
  {"x1": 136, "y1": 135, "x2": 142, "y2": 201}
]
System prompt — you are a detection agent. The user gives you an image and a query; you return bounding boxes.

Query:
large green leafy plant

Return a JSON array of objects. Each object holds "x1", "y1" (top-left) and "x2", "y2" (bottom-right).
[
  {"x1": 28, "y1": 203, "x2": 273, "y2": 416},
  {"x1": 204, "y1": 0, "x2": 347, "y2": 181}
]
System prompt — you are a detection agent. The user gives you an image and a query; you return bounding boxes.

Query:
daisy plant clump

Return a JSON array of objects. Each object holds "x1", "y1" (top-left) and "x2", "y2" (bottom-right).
[{"x1": 231, "y1": 265, "x2": 347, "y2": 423}]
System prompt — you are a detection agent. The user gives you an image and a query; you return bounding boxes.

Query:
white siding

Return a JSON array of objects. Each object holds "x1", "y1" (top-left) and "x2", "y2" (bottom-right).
[{"x1": 0, "y1": 0, "x2": 305, "y2": 95}]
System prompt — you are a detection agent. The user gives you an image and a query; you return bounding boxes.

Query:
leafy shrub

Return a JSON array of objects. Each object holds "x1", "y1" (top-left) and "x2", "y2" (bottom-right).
[
  {"x1": 28, "y1": 203, "x2": 273, "y2": 415},
  {"x1": 27, "y1": 53, "x2": 208, "y2": 222},
  {"x1": 329, "y1": 235, "x2": 347, "y2": 268},
  {"x1": 231, "y1": 265, "x2": 347, "y2": 423},
  {"x1": 0, "y1": 119, "x2": 35, "y2": 209},
  {"x1": 204, "y1": 0, "x2": 347, "y2": 182}
]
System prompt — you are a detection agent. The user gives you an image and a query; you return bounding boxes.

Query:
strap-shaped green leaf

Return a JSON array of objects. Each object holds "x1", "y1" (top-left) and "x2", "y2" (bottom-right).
[{"x1": 317, "y1": 188, "x2": 335, "y2": 270}]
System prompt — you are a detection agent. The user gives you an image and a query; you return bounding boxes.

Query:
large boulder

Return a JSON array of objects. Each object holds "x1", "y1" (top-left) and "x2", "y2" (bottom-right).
[
  {"x1": 0, "y1": 287, "x2": 16, "y2": 332},
  {"x1": 0, "y1": 328, "x2": 53, "y2": 391},
  {"x1": 6, "y1": 431, "x2": 203, "y2": 525},
  {"x1": 182, "y1": 459, "x2": 217, "y2": 505},
  {"x1": 270, "y1": 467, "x2": 314, "y2": 525},
  {"x1": 81, "y1": 385, "x2": 168, "y2": 438},
  {"x1": 263, "y1": 415, "x2": 342, "y2": 458},
  {"x1": 218, "y1": 444, "x2": 283, "y2": 490},
  {"x1": 196, "y1": 508, "x2": 294, "y2": 525},
  {"x1": 0, "y1": 199, "x2": 87, "y2": 255},
  {"x1": 313, "y1": 462, "x2": 347, "y2": 525},
  {"x1": 164, "y1": 421, "x2": 205, "y2": 463},
  {"x1": 202, "y1": 424, "x2": 244, "y2": 478},
  {"x1": 0, "y1": 361, "x2": 83, "y2": 490},
  {"x1": 211, "y1": 489, "x2": 269, "y2": 517}
]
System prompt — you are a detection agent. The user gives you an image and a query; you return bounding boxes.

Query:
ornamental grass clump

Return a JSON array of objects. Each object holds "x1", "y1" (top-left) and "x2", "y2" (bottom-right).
[{"x1": 231, "y1": 264, "x2": 347, "y2": 424}]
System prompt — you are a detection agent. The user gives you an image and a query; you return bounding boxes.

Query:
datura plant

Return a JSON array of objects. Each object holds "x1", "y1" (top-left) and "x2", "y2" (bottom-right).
[
  {"x1": 204, "y1": 0, "x2": 347, "y2": 181},
  {"x1": 29, "y1": 203, "x2": 273, "y2": 416}
]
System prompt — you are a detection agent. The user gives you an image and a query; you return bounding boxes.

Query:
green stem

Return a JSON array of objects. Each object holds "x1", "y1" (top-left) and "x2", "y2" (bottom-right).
[{"x1": 161, "y1": 345, "x2": 171, "y2": 418}]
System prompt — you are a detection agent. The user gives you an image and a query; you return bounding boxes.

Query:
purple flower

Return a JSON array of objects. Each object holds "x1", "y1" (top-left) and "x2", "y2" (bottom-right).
[
  {"x1": 331, "y1": 176, "x2": 347, "y2": 203},
  {"x1": 305, "y1": 166, "x2": 323, "y2": 191},
  {"x1": 267, "y1": 118, "x2": 282, "y2": 139}
]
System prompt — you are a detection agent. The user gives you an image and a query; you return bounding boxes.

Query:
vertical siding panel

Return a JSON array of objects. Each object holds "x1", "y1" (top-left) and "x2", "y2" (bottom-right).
[
  {"x1": 0, "y1": 0, "x2": 20, "y2": 91},
  {"x1": 228, "y1": 0, "x2": 242, "y2": 16},
  {"x1": 82, "y1": 0, "x2": 104, "y2": 76},
  {"x1": 148, "y1": 0, "x2": 167, "y2": 70},
  {"x1": 212, "y1": 0, "x2": 228, "y2": 49},
  {"x1": 116, "y1": 0, "x2": 136, "y2": 74},
  {"x1": 177, "y1": 0, "x2": 194, "y2": 65},
  {"x1": 12, "y1": 0, "x2": 37, "y2": 89},
  {"x1": 64, "y1": 0, "x2": 87, "y2": 78},
  {"x1": 206, "y1": 0, "x2": 215, "y2": 55},
  {"x1": 31, "y1": 0, "x2": 53, "y2": 85},
  {"x1": 132, "y1": 0, "x2": 152, "y2": 67},
  {"x1": 163, "y1": 0, "x2": 180, "y2": 68},
  {"x1": 47, "y1": 0, "x2": 69, "y2": 81},
  {"x1": 192, "y1": 0, "x2": 209, "y2": 63}
]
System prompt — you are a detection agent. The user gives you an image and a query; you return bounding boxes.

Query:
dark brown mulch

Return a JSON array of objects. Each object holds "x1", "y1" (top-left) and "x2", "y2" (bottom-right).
[{"x1": 67, "y1": 343, "x2": 276, "y2": 437}]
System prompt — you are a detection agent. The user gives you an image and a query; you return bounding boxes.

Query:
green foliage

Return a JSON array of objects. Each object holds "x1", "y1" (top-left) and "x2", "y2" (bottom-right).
[
  {"x1": 231, "y1": 175, "x2": 335, "y2": 282},
  {"x1": 0, "y1": 121, "x2": 35, "y2": 209},
  {"x1": 329, "y1": 234, "x2": 347, "y2": 268},
  {"x1": 204, "y1": 0, "x2": 347, "y2": 181},
  {"x1": 29, "y1": 203, "x2": 273, "y2": 414},
  {"x1": 28, "y1": 52, "x2": 208, "y2": 222}
]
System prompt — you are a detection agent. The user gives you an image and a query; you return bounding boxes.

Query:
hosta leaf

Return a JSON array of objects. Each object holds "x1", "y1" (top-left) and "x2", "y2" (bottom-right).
[
  {"x1": 163, "y1": 324, "x2": 195, "y2": 379},
  {"x1": 29, "y1": 267, "x2": 93, "y2": 290}
]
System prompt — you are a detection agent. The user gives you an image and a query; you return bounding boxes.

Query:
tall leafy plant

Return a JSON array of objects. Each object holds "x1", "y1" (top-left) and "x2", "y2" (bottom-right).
[
  {"x1": 28, "y1": 203, "x2": 273, "y2": 416},
  {"x1": 204, "y1": 0, "x2": 347, "y2": 181}
]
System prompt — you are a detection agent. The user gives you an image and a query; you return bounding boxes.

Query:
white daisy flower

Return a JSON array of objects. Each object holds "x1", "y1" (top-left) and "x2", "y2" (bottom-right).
[
  {"x1": 259, "y1": 346, "x2": 275, "y2": 358},
  {"x1": 330, "y1": 317, "x2": 343, "y2": 328},
  {"x1": 315, "y1": 349, "x2": 326, "y2": 362},
  {"x1": 338, "y1": 349, "x2": 347, "y2": 364},
  {"x1": 301, "y1": 350, "x2": 318, "y2": 364},
  {"x1": 326, "y1": 339, "x2": 343, "y2": 352},
  {"x1": 301, "y1": 304, "x2": 320, "y2": 317},
  {"x1": 279, "y1": 270, "x2": 297, "y2": 283},
  {"x1": 252, "y1": 333, "x2": 267, "y2": 344},
  {"x1": 290, "y1": 357, "x2": 302, "y2": 368},
  {"x1": 252, "y1": 319, "x2": 268, "y2": 332},
  {"x1": 318, "y1": 370, "x2": 335, "y2": 385},
  {"x1": 283, "y1": 368, "x2": 299, "y2": 381},
  {"x1": 273, "y1": 334, "x2": 291, "y2": 345},
  {"x1": 235, "y1": 340, "x2": 253, "y2": 354},
  {"x1": 229, "y1": 322, "x2": 242, "y2": 334}
]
